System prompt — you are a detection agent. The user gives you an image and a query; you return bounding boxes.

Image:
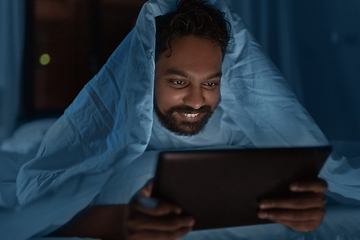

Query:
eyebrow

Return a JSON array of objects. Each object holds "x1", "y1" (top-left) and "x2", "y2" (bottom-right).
[
  {"x1": 165, "y1": 68, "x2": 222, "y2": 80},
  {"x1": 166, "y1": 68, "x2": 188, "y2": 78}
]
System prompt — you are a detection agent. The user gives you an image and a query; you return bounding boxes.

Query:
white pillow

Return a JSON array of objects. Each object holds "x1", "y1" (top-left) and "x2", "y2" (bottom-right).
[{"x1": 0, "y1": 118, "x2": 57, "y2": 155}]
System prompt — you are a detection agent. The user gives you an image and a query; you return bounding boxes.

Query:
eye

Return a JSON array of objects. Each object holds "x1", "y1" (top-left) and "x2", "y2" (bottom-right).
[
  {"x1": 173, "y1": 80, "x2": 185, "y2": 85},
  {"x1": 202, "y1": 82, "x2": 219, "y2": 89},
  {"x1": 170, "y1": 80, "x2": 188, "y2": 88}
]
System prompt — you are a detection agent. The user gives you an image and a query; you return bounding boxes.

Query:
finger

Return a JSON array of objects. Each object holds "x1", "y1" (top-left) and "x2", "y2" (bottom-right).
[
  {"x1": 290, "y1": 179, "x2": 328, "y2": 193},
  {"x1": 258, "y1": 208, "x2": 325, "y2": 222},
  {"x1": 131, "y1": 200, "x2": 182, "y2": 216},
  {"x1": 127, "y1": 213, "x2": 195, "y2": 231},
  {"x1": 259, "y1": 192, "x2": 326, "y2": 210},
  {"x1": 127, "y1": 227, "x2": 192, "y2": 240},
  {"x1": 138, "y1": 181, "x2": 154, "y2": 198},
  {"x1": 273, "y1": 220, "x2": 322, "y2": 232},
  {"x1": 137, "y1": 197, "x2": 159, "y2": 210}
]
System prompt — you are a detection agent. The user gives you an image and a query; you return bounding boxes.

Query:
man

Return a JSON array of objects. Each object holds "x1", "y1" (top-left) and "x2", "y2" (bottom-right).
[
  {"x1": 45, "y1": 1, "x2": 327, "y2": 239},
  {"x1": 2, "y1": 0, "x2": 329, "y2": 239}
]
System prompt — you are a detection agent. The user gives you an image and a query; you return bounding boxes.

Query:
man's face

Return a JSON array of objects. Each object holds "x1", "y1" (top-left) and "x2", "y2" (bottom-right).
[{"x1": 155, "y1": 35, "x2": 223, "y2": 136}]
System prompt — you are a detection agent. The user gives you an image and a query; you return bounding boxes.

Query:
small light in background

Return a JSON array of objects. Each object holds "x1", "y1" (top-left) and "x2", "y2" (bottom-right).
[{"x1": 39, "y1": 53, "x2": 51, "y2": 66}]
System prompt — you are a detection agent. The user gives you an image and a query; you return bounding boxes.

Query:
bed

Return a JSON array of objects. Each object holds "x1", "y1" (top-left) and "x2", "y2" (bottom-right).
[{"x1": 1, "y1": 119, "x2": 360, "y2": 239}]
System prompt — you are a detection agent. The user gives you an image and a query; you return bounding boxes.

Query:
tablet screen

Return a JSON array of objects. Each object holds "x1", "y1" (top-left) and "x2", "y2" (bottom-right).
[{"x1": 151, "y1": 146, "x2": 332, "y2": 230}]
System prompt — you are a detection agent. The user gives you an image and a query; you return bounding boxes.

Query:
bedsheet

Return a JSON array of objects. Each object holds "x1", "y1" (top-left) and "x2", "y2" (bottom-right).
[
  {"x1": 1, "y1": 118, "x2": 360, "y2": 239},
  {"x1": 28, "y1": 204, "x2": 360, "y2": 240},
  {"x1": 1, "y1": 119, "x2": 360, "y2": 239}
]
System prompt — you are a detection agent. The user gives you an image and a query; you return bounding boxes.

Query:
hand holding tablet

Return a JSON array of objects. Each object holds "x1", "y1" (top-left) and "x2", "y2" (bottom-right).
[
  {"x1": 258, "y1": 178, "x2": 328, "y2": 232},
  {"x1": 126, "y1": 182, "x2": 195, "y2": 240},
  {"x1": 151, "y1": 146, "x2": 332, "y2": 231}
]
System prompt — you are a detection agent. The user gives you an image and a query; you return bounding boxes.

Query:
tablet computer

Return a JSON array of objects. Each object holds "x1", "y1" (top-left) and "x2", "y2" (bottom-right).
[{"x1": 151, "y1": 146, "x2": 332, "y2": 230}]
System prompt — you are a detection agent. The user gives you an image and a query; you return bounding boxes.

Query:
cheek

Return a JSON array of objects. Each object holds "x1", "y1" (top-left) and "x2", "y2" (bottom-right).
[
  {"x1": 205, "y1": 89, "x2": 220, "y2": 109},
  {"x1": 154, "y1": 79, "x2": 167, "y2": 111},
  {"x1": 155, "y1": 84, "x2": 184, "y2": 111}
]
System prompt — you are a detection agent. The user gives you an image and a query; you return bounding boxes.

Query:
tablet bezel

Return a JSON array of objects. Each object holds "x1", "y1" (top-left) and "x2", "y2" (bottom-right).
[{"x1": 151, "y1": 146, "x2": 332, "y2": 230}]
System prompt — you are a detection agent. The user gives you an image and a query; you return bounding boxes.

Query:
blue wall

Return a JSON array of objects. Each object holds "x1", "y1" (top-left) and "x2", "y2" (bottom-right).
[
  {"x1": 293, "y1": 0, "x2": 360, "y2": 141},
  {"x1": 228, "y1": 0, "x2": 360, "y2": 141}
]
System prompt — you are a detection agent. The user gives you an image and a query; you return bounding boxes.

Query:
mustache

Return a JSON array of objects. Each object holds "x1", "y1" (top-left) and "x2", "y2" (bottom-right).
[{"x1": 164, "y1": 105, "x2": 213, "y2": 115}]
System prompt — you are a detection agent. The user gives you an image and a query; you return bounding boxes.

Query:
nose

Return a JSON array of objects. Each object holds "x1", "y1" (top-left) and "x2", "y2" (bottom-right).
[{"x1": 183, "y1": 85, "x2": 205, "y2": 110}]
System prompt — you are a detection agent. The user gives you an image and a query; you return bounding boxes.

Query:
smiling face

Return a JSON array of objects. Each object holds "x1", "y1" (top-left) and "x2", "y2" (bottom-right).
[{"x1": 155, "y1": 35, "x2": 223, "y2": 136}]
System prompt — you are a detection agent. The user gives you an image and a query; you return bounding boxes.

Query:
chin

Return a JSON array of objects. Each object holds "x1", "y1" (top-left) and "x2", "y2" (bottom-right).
[
  {"x1": 173, "y1": 129, "x2": 203, "y2": 136},
  {"x1": 169, "y1": 121, "x2": 206, "y2": 136}
]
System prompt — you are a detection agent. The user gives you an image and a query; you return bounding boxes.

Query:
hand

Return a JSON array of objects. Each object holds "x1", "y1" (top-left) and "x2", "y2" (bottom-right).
[
  {"x1": 125, "y1": 182, "x2": 195, "y2": 240},
  {"x1": 258, "y1": 178, "x2": 327, "y2": 232}
]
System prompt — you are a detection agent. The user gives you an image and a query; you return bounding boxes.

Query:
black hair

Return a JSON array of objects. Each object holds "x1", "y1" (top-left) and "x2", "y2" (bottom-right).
[{"x1": 155, "y1": 0, "x2": 231, "y2": 61}]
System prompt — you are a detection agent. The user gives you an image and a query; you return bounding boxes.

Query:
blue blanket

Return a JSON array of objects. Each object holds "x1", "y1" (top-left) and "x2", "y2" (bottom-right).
[{"x1": 0, "y1": 0, "x2": 358, "y2": 239}]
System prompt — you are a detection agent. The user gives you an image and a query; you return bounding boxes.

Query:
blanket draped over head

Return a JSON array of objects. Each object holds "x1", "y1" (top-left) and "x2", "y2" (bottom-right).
[{"x1": 0, "y1": 0, "x2": 334, "y2": 239}]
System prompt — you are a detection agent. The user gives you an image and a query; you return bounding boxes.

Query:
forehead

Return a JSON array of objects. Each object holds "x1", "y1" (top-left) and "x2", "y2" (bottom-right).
[{"x1": 155, "y1": 36, "x2": 223, "y2": 78}]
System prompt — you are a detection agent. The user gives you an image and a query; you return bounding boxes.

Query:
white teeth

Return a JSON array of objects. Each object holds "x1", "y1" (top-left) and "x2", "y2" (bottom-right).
[{"x1": 183, "y1": 113, "x2": 199, "y2": 118}]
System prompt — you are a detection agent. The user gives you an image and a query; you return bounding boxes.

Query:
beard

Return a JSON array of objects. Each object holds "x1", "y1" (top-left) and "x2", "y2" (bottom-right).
[{"x1": 154, "y1": 104, "x2": 215, "y2": 136}]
